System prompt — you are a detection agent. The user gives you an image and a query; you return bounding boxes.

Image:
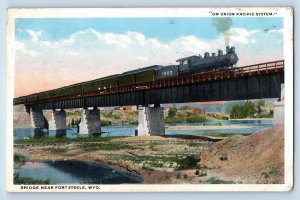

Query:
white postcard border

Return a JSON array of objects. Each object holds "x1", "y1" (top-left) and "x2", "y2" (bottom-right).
[{"x1": 6, "y1": 7, "x2": 294, "y2": 192}]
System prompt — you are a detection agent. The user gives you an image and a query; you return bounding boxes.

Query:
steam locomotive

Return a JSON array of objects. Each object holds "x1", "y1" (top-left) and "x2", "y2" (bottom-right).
[{"x1": 13, "y1": 46, "x2": 238, "y2": 105}]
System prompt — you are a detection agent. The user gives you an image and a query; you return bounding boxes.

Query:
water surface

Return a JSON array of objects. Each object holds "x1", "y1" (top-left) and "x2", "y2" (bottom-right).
[
  {"x1": 15, "y1": 160, "x2": 143, "y2": 184},
  {"x1": 14, "y1": 119, "x2": 273, "y2": 139}
]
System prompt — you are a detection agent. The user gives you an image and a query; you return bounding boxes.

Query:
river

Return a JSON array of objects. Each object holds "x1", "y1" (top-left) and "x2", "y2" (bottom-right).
[{"x1": 14, "y1": 119, "x2": 273, "y2": 139}]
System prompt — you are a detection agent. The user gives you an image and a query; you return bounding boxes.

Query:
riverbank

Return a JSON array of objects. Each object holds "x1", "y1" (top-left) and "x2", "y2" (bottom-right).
[
  {"x1": 14, "y1": 135, "x2": 223, "y2": 184},
  {"x1": 14, "y1": 127, "x2": 283, "y2": 184}
]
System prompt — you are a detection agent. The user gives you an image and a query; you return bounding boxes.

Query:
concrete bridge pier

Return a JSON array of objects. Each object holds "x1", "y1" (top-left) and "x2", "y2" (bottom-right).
[
  {"x1": 136, "y1": 104, "x2": 165, "y2": 136},
  {"x1": 30, "y1": 109, "x2": 45, "y2": 129},
  {"x1": 79, "y1": 107, "x2": 101, "y2": 135},
  {"x1": 48, "y1": 109, "x2": 67, "y2": 130},
  {"x1": 273, "y1": 84, "x2": 285, "y2": 126}
]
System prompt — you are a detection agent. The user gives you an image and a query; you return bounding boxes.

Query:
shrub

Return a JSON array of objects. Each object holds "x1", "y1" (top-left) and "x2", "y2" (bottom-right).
[
  {"x1": 168, "y1": 106, "x2": 177, "y2": 118},
  {"x1": 204, "y1": 177, "x2": 235, "y2": 184},
  {"x1": 101, "y1": 119, "x2": 112, "y2": 126},
  {"x1": 176, "y1": 154, "x2": 200, "y2": 170},
  {"x1": 14, "y1": 173, "x2": 51, "y2": 185},
  {"x1": 186, "y1": 115, "x2": 206, "y2": 123},
  {"x1": 14, "y1": 154, "x2": 27, "y2": 165}
]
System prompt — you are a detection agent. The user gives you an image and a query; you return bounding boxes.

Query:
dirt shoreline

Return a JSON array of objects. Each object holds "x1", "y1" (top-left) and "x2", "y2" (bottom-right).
[
  {"x1": 14, "y1": 136, "x2": 217, "y2": 184},
  {"x1": 14, "y1": 127, "x2": 283, "y2": 184}
]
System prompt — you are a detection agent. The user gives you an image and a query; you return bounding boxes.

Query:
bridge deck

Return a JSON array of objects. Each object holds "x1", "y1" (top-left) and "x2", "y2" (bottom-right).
[{"x1": 26, "y1": 60, "x2": 284, "y2": 110}]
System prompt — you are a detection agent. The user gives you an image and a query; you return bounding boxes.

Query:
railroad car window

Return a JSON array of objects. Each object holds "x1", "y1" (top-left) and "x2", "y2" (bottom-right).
[{"x1": 183, "y1": 60, "x2": 188, "y2": 65}]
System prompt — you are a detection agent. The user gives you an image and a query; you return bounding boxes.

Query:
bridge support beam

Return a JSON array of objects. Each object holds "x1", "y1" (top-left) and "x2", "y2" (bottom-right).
[
  {"x1": 136, "y1": 105, "x2": 165, "y2": 136},
  {"x1": 273, "y1": 84, "x2": 285, "y2": 127},
  {"x1": 79, "y1": 107, "x2": 101, "y2": 135},
  {"x1": 48, "y1": 109, "x2": 67, "y2": 130},
  {"x1": 30, "y1": 109, "x2": 45, "y2": 129}
]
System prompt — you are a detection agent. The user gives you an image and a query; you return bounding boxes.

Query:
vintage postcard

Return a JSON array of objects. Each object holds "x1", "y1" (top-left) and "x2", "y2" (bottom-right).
[{"x1": 6, "y1": 8, "x2": 293, "y2": 192}]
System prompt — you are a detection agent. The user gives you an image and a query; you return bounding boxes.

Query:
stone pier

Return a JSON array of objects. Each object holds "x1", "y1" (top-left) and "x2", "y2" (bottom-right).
[
  {"x1": 136, "y1": 105, "x2": 165, "y2": 136},
  {"x1": 79, "y1": 107, "x2": 101, "y2": 134},
  {"x1": 30, "y1": 109, "x2": 45, "y2": 129},
  {"x1": 273, "y1": 84, "x2": 285, "y2": 126},
  {"x1": 48, "y1": 109, "x2": 67, "y2": 130}
]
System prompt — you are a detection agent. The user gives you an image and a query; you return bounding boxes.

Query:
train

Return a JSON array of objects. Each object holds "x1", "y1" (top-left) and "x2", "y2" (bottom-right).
[{"x1": 13, "y1": 46, "x2": 238, "y2": 105}]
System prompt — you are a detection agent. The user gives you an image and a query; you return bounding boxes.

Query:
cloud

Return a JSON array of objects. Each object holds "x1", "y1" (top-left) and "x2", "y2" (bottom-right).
[
  {"x1": 268, "y1": 29, "x2": 283, "y2": 34},
  {"x1": 170, "y1": 35, "x2": 210, "y2": 54},
  {"x1": 230, "y1": 28, "x2": 258, "y2": 45},
  {"x1": 15, "y1": 41, "x2": 40, "y2": 57},
  {"x1": 27, "y1": 29, "x2": 43, "y2": 42}
]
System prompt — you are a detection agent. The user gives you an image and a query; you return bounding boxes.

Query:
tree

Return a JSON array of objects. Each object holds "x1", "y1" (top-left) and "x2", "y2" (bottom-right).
[
  {"x1": 257, "y1": 99, "x2": 265, "y2": 115},
  {"x1": 168, "y1": 106, "x2": 177, "y2": 118},
  {"x1": 243, "y1": 100, "x2": 256, "y2": 117},
  {"x1": 230, "y1": 104, "x2": 244, "y2": 119}
]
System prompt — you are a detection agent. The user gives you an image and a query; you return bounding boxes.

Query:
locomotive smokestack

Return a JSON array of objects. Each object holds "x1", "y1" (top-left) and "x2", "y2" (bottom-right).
[
  {"x1": 226, "y1": 46, "x2": 230, "y2": 54},
  {"x1": 230, "y1": 46, "x2": 236, "y2": 53},
  {"x1": 218, "y1": 50, "x2": 223, "y2": 56},
  {"x1": 204, "y1": 52, "x2": 210, "y2": 58}
]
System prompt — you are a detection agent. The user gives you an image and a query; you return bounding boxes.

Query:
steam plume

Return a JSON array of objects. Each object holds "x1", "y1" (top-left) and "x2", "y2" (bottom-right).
[{"x1": 212, "y1": 18, "x2": 233, "y2": 45}]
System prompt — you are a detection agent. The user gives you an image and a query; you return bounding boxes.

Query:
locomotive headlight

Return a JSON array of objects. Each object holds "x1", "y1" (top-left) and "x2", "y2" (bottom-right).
[{"x1": 230, "y1": 54, "x2": 239, "y2": 65}]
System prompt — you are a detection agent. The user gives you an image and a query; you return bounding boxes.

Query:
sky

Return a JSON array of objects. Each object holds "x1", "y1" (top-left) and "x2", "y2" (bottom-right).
[{"x1": 14, "y1": 17, "x2": 284, "y2": 97}]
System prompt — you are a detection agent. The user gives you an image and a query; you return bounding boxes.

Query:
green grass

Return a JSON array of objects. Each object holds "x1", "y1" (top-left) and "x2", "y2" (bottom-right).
[
  {"x1": 261, "y1": 167, "x2": 278, "y2": 179},
  {"x1": 128, "y1": 120, "x2": 138, "y2": 125},
  {"x1": 186, "y1": 115, "x2": 206, "y2": 123},
  {"x1": 165, "y1": 114, "x2": 206, "y2": 123},
  {"x1": 204, "y1": 177, "x2": 236, "y2": 184},
  {"x1": 102, "y1": 111, "x2": 121, "y2": 119},
  {"x1": 101, "y1": 119, "x2": 112, "y2": 126},
  {"x1": 14, "y1": 136, "x2": 128, "y2": 144},
  {"x1": 257, "y1": 113, "x2": 273, "y2": 118},
  {"x1": 79, "y1": 143, "x2": 136, "y2": 151},
  {"x1": 213, "y1": 115, "x2": 230, "y2": 120},
  {"x1": 121, "y1": 154, "x2": 200, "y2": 170},
  {"x1": 14, "y1": 154, "x2": 28, "y2": 165},
  {"x1": 14, "y1": 173, "x2": 50, "y2": 185}
]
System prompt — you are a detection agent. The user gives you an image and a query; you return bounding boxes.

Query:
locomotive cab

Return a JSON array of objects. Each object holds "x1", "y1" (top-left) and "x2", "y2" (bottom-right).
[{"x1": 176, "y1": 56, "x2": 198, "y2": 74}]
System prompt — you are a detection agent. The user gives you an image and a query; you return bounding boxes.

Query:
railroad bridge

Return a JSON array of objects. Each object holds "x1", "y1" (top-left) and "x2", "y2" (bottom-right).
[{"x1": 19, "y1": 60, "x2": 285, "y2": 136}]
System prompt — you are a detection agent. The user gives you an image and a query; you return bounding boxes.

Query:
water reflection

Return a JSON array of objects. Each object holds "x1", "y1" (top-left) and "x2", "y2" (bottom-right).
[
  {"x1": 13, "y1": 128, "x2": 48, "y2": 138},
  {"x1": 49, "y1": 130, "x2": 67, "y2": 138},
  {"x1": 15, "y1": 160, "x2": 143, "y2": 184}
]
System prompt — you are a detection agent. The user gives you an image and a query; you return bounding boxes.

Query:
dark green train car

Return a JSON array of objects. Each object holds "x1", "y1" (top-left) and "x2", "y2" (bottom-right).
[
  {"x1": 42, "y1": 91, "x2": 51, "y2": 99},
  {"x1": 93, "y1": 79, "x2": 103, "y2": 90},
  {"x1": 69, "y1": 84, "x2": 83, "y2": 95},
  {"x1": 136, "y1": 66, "x2": 162, "y2": 83},
  {"x1": 14, "y1": 96, "x2": 26, "y2": 104},
  {"x1": 82, "y1": 82, "x2": 94, "y2": 93},
  {"x1": 27, "y1": 93, "x2": 38, "y2": 102},
  {"x1": 118, "y1": 74, "x2": 135, "y2": 86},
  {"x1": 102, "y1": 75, "x2": 119, "y2": 89},
  {"x1": 136, "y1": 70, "x2": 157, "y2": 84}
]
